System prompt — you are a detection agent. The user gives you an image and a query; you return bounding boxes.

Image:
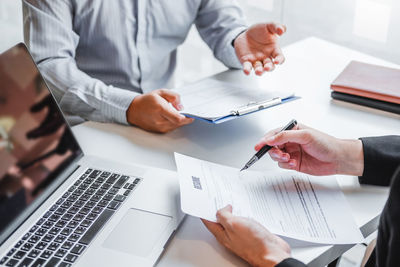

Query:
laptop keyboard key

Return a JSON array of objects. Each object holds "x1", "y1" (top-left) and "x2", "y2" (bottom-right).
[
  {"x1": 64, "y1": 253, "x2": 78, "y2": 263},
  {"x1": 114, "y1": 194, "x2": 126, "y2": 202},
  {"x1": 60, "y1": 228, "x2": 73, "y2": 236},
  {"x1": 20, "y1": 243, "x2": 33, "y2": 252},
  {"x1": 61, "y1": 214, "x2": 73, "y2": 221},
  {"x1": 21, "y1": 233, "x2": 31, "y2": 241},
  {"x1": 35, "y1": 228, "x2": 47, "y2": 237},
  {"x1": 28, "y1": 249, "x2": 40, "y2": 258},
  {"x1": 71, "y1": 244, "x2": 86, "y2": 255},
  {"x1": 17, "y1": 257, "x2": 33, "y2": 267},
  {"x1": 54, "y1": 235, "x2": 67, "y2": 244},
  {"x1": 44, "y1": 257, "x2": 60, "y2": 267},
  {"x1": 74, "y1": 226, "x2": 86, "y2": 235},
  {"x1": 13, "y1": 251, "x2": 26, "y2": 259},
  {"x1": 6, "y1": 249, "x2": 16, "y2": 257},
  {"x1": 61, "y1": 241, "x2": 74, "y2": 250},
  {"x1": 49, "y1": 227, "x2": 61, "y2": 235},
  {"x1": 80, "y1": 220, "x2": 92, "y2": 228},
  {"x1": 28, "y1": 236, "x2": 40, "y2": 244},
  {"x1": 42, "y1": 221, "x2": 54, "y2": 229},
  {"x1": 40, "y1": 250, "x2": 53, "y2": 259},
  {"x1": 113, "y1": 176, "x2": 129, "y2": 189},
  {"x1": 0, "y1": 257, "x2": 8, "y2": 265},
  {"x1": 79, "y1": 209, "x2": 114, "y2": 245},
  {"x1": 66, "y1": 221, "x2": 79, "y2": 229},
  {"x1": 14, "y1": 241, "x2": 24, "y2": 248},
  {"x1": 68, "y1": 234, "x2": 81, "y2": 242},
  {"x1": 42, "y1": 234, "x2": 54, "y2": 243},
  {"x1": 47, "y1": 242, "x2": 60, "y2": 251},
  {"x1": 107, "y1": 201, "x2": 121, "y2": 210},
  {"x1": 55, "y1": 220, "x2": 67, "y2": 228},
  {"x1": 55, "y1": 249, "x2": 68, "y2": 258},
  {"x1": 35, "y1": 242, "x2": 47, "y2": 250},
  {"x1": 31, "y1": 258, "x2": 45, "y2": 267},
  {"x1": 5, "y1": 258, "x2": 19, "y2": 267}
]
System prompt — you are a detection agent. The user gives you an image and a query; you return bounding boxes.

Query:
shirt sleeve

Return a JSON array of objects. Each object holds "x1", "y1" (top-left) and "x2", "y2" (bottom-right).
[
  {"x1": 195, "y1": 0, "x2": 248, "y2": 69},
  {"x1": 23, "y1": 0, "x2": 139, "y2": 125},
  {"x1": 359, "y1": 136, "x2": 400, "y2": 186}
]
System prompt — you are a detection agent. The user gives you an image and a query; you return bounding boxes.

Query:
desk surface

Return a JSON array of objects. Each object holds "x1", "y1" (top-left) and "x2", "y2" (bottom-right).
[{"x1": 72, "y1": 37, "x2": 400, "y2": 267}]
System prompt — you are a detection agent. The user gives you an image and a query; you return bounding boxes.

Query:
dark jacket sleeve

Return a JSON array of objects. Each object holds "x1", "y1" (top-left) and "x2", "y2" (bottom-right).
[
  {"x1": 359, "y1": 136, "x2": 400, "y2": 186},
  {"x1": 275, "y1": 258, "x2": 307, "y2": 267}
]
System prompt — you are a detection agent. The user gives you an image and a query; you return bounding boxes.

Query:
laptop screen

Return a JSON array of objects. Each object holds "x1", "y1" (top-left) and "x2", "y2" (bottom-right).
[{"x1": 0, "y1": 44, "x2": 83, "y2": 243}]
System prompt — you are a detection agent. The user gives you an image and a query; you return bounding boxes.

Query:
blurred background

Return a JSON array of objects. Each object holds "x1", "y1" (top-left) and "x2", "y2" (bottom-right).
[
  {"x1": 0, "y1": 1, "x2": 391, "y2": 265},
  {"x1": 1, "y1": 0, "x2": 399, "y2": 86}
]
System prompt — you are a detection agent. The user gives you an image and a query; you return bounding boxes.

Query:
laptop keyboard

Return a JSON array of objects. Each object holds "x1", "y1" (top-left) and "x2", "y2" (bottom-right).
[{"x1": 0, "y1": 168, "x2": 141, "y2": 267}]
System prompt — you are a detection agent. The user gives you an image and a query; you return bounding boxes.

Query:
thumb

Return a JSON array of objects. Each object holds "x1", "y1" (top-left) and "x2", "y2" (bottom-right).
[
  {"x1": 157, "y1": 89, "x2": 184, "y2": 111},
  {"x1": 216, "y1": 205, "x2": 233, "y2": 229},
  {"x1": 266, "y1": 23, "x2": 286, "y2": 36}
]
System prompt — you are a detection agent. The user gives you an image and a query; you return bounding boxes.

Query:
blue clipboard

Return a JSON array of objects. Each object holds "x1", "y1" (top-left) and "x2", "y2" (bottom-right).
[{"x1": 182, "y1": 95, "x2": 300, "y2": 124}]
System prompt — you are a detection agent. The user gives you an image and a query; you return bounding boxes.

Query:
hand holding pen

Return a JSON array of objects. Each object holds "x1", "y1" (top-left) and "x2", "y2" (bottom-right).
[{"x1": 240, "y1": 119, "x2": 298, "y2": 171}]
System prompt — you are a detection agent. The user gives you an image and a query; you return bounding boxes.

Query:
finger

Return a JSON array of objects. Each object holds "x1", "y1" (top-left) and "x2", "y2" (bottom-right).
[
  {"x1": 216, "y1": 205, "x2": 233, "y2": 229},
  {"x1": 160, "y1": 104, "x2": 188, "y2": 125},
  {"x1": 269, "y1": 148, "x2": 290, "y2": 162},
  {"x1": 157, "y1": 89, "x2": 184, "y2": 111},
  {"x1": 272, "y1": 48, "x2": 285, "y2": 65},
  {"x1": 202, "y1": 219, "x2": 225, "y2": 236},
  {"x1": 278, "y1": 159, "x2": 298, "y2": 170},
  {"x1": 263, "y1": 58, "x2": 275, "y2": 72},
  {"x1": 255, "y1": 128, "x2": 282, "y2": 151},
  {"x1": 265, "y1": 129, "x2": 312, "y2": 147},
  {"x1": 253, "y1": 61, "x2": 264, "y2": 76},
  {"x1": 243, "y1": 61, "x2": 253, "y2": 75},
  {"x1": 266, "y1": 23, "x2": 287, "y2": 36}
]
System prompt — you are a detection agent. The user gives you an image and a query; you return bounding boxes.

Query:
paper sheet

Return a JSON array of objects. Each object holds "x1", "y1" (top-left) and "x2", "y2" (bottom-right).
[
  {"x1": 174, "y1": 80, "x2": 293, "y2": 120},
  {"x1": 175, "y1": 153, "x2": 364, "y2": 244}
]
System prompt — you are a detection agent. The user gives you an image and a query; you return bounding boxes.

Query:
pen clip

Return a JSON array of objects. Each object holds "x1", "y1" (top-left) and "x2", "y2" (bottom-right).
[{"x1": 231, "y1": 97, "x2": 282, "y2": 116}]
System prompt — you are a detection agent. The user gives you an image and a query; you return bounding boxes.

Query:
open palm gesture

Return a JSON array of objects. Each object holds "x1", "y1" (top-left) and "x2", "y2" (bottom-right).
[{"x1": 234, "y1": 23, "x2": 286, "y2": 76}]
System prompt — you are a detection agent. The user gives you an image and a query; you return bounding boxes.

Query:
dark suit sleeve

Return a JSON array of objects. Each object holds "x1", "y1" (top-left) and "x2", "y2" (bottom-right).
[
  {"x1": 359, "y1": 136, "x2": 400, "y2": 186},
  {"x1": 275, "y1": 258, "x2": 307, "y2": 267}
]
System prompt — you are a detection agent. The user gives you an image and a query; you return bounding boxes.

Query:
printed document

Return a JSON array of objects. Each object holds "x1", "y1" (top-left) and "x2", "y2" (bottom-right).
[
  {"x1": 175, "y1": 153, "x2": 364, "y2": 244},
  {"x1": 174, "y1": 79, "x2": 294, "y2": 121}
]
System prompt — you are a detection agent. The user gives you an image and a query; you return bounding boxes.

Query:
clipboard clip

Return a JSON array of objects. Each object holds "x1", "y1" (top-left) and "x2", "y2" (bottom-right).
[{"x1": 231, "y1": 97, "x2": 282, "y2": 116}]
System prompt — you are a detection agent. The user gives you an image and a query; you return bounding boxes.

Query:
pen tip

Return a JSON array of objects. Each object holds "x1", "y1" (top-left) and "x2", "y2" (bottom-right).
[{"x1": 240, "y1": 167, "x2": 246, "y2": 172}]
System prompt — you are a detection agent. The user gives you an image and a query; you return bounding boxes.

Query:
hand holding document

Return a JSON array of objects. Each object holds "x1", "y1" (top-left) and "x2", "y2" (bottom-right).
[
  {"x1": 173, "y1": 80, "x2": 297, "y2": 124},
  {"x1": 175, "y1": 153, "x2": 364, "y2": 244}
]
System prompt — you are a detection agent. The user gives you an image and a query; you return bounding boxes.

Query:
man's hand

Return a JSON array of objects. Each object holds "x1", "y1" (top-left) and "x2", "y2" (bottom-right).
[
  {"x1": 234, "y1": 23, "x2": 286, "y2": 76},
  {"x1": 255, "y1": 123, "x2": 364, "y2": 176},
  {"x1": 203, "y1": 205, "x2": 291, "y2": 267},
  {"x1": 126, "y1": 89, "x2": 194, "y2": 133}
]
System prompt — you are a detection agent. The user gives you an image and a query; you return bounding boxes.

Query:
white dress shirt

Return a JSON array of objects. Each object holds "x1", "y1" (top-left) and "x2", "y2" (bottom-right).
[{"x1": 23, "y1": 0, "x2": 247, "y2": 125}]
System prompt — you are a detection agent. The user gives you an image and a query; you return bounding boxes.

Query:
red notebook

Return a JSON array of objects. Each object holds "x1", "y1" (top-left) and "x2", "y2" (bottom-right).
[{"x1": 331, "y1": 61, "x2": 400, "y2": 105}]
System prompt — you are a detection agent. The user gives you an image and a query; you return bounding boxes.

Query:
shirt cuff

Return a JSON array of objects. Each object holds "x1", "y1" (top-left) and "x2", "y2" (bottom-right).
[
  {"x1": 220, "y1": 26, "x2": 247, "y2": 69},
  {"x1": 102, "y1": 86, "x2": 140, "y2": 125},
  {"x1": 275, "y1": 258, "x2": 307, "y2": 267}
]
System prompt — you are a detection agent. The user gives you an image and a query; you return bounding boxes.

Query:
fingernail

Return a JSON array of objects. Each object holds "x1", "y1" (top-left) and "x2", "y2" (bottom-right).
[
  {"x1": 289, "y1": 161, "x2": 296, "y2": 166},
  {"x1": 177, "y1": 104, "x2": 184, "y2": 111}
]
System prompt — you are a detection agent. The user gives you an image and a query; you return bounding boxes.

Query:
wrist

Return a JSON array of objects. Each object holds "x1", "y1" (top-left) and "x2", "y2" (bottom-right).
[
  {"x1": 126, "y1": 96, "x2": 140, "y2": 125},
  {"x1": 253, "y1": 251, "x2": 290, "y2": 267},
  {"x1": 336, "y1": 139, "x2": 364, "y2": 176}
]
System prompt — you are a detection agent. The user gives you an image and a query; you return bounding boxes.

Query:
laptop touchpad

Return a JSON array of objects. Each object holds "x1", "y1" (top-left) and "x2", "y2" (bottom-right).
[{"x1": 103, "y1": 208, "x2": 172, "y2": 257}]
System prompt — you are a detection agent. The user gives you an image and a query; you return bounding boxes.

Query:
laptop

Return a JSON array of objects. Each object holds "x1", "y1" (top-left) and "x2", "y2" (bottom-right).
[{"x1": 0, "y1": 43, "x2": 184, "y2": 267}]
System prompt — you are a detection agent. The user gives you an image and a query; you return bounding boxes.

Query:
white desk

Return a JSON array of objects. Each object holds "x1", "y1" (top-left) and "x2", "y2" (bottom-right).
[{"x1": 72, "y1": 37, "x2": 400, "y2": 267}]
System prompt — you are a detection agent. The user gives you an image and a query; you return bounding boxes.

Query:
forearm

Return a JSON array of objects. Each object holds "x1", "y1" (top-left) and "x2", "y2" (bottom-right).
[
  {"x1": 24, "y1": 0, "x2": 139, "y2": 125},
  {"x1": 38, "y1": 58, "x2": 139, "y2": 125},
  {"x1": 196, "y1": 0, "x2": 247, "y2": 68}
]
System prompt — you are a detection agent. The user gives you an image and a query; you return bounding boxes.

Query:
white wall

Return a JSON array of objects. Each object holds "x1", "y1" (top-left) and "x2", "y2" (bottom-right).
[{"x1": 0, "y1": 0, "x2": 23, "y2": 53}]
